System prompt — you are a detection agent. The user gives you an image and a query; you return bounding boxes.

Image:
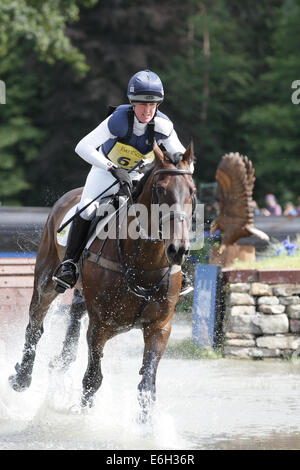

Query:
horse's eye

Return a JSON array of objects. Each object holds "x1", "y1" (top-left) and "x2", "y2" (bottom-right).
[{"x1": 156, "y1": 186, "x2": 165, "y2": 195}]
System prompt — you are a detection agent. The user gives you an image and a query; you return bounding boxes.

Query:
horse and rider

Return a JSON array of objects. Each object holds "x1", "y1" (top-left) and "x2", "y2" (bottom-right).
[
  {"x1": 53, "y1": 69, "x2": 194, "y2": 296},
  {"x1": 9, "y1": 70, "x2": 196, "y2": 417}
]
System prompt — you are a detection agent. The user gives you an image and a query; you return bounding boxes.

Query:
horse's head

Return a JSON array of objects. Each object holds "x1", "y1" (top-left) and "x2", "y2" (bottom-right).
[{"x1": 151, "y1": 143, "x2": 196, "y2": 266}]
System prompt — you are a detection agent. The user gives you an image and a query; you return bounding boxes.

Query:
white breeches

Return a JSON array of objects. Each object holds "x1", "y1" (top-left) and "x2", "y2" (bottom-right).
[{"x1": 78, "y1": 166, "x2": 142, "y2": 220}]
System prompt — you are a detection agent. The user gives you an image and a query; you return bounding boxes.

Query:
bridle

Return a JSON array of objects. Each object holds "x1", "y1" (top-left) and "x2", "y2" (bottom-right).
[
  {"x1": 152, "y1": 168, "x2": 195, "y2": 237},
  {"x1": 117, "y1": 166, "x2": 195, "y2": 304}
]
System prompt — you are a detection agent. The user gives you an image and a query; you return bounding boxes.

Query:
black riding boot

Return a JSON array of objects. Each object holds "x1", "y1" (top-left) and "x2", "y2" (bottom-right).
[{"x1": 53, "y1": 215, "x2": 91, "y2": 293}]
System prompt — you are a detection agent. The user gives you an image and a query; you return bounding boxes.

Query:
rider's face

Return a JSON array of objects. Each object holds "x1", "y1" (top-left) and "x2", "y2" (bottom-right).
[{"x1": 134, "y1": 102, "x2": 157, "y2": 123}]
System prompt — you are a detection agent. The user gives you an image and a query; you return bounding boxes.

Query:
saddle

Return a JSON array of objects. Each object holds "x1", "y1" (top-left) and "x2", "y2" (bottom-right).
[
  {"x1": 56, "y1": 194, "x2": 127, "y2": 249},
  {"x1": 56, "y1": 165, "x2": 154, "y2": 280}
]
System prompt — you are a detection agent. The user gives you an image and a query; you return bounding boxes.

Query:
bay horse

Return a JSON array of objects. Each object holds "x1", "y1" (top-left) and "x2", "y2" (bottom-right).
[{"x1": 9, "y1": 144, "x2": 196, "y2": 419}]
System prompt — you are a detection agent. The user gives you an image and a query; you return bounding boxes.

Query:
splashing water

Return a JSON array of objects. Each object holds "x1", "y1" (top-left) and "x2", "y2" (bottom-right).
[
  {"x1": 1, "y1": 300, "x2": 300, "y2": 450},
  {"x1": 0, "y1": 301, "x2": 187, "y2": 450}
]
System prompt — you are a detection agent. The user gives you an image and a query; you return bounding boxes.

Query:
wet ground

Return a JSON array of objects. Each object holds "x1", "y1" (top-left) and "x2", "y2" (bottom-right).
[{"x1": 0, "y1": 302, "x2": 300, "y2": 450}]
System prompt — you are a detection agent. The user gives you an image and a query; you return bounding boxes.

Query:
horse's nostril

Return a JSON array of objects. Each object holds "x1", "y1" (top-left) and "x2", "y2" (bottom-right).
[
  {"x1": 168, "y1": 244, "x2": 177, "y2": 256},
  {"x1": 168, "y1": 244, "x2": 190, "y2": 259}
]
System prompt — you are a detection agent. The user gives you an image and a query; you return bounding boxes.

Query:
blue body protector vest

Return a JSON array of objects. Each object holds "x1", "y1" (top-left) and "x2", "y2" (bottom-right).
[{"x1": 102, "y1": 105, "x2": 172, "y2": 169}]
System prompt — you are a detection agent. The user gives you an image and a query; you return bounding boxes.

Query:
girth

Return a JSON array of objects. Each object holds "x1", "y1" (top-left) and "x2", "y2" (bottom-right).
[{"x1": 85, "y1": 250, "x2": 181, "y2": 276}]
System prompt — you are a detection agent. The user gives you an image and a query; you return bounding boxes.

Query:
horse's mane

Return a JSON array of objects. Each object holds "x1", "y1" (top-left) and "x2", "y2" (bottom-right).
[{"x1": 133, "y1": 162, "x2": 155, "y2": 202}]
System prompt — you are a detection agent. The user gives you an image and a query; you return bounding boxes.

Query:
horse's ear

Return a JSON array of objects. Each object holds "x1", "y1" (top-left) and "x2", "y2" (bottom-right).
[
  {"x1": 153, "y1": 143, "x2": 165, "y2": 165},
  {"x1": 182, "y1": 140, "x2": 195, "y2": 165}
]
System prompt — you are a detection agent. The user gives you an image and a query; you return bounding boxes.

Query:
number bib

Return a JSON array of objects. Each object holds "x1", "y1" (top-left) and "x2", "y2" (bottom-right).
[{"x1": 107, "y1": 142, "x2": 154, "y2": 169}]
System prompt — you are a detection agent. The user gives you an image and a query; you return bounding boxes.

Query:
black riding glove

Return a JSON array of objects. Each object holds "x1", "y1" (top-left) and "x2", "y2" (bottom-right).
[{"x1": 110, "y1": 167, "x2": 133, "y2": 197}]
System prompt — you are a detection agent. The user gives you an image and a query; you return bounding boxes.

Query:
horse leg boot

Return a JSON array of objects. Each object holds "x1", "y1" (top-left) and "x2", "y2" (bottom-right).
[
  {"x1": 138, "y1": 323, "x2": 171, "y2": 423},
  {"x1": 81, "y1": 324, "x2": 112, "y2": 409},
  {"x1": 9, "y1": 276, "x2": 58, "y2": 392},
  {"x1": 53, "y1": 215, "x2": 91, "y2": 293},
  {"x1": 49, "y1": 289, "x2": 86, "y2": 371},
  {"x1": 9, "y1": 320, "x2": 44, "y2": 392}
]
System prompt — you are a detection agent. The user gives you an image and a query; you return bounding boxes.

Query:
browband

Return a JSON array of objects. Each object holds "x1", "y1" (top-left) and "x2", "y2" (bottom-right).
[{"x1": 153, "y1": 169, "x2": 193, "y2": 177}]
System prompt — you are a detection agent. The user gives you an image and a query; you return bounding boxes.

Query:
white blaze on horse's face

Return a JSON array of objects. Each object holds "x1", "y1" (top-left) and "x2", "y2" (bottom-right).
[{"x1": 154, "y1": 174, "x2": 194, "y2": 266}]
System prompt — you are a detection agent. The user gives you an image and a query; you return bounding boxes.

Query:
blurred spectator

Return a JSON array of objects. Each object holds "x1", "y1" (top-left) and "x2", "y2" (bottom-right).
[
  {"x1": 213, "y1": 201, "x2": 220, "y2": 215},
  {"x1": 261, "y1": 194, "x2": 282, "y2": 216},
  {"x1": 283, "y1": 201, "x2": 297, "y2": 217},
  {"x1": 250, "y1": 200, "x2": 260, "y2": 215},
  {"x1": 296, "y1": 196, "x2": 300, "y2": 216},
  {"x1": 204, "y1": 202, "x2": 219, "y2": 231}
]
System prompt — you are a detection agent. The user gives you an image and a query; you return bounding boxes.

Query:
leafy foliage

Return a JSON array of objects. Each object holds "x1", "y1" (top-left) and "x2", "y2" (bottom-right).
[
  {"x1": 0, "y1": 0, "x2": 299, "y2": 208},
  {"x1": 0, "y1": 47, "x2": 46, "y2": 202},
  {"x1": 0, "y1": 0, "x2": 97, "y2": 74},
  {"x1": 0, "y1": 0, "x2": 96, "y2": 204},
  {"x1": 239, "y1": 0, "x2": 300, "y2": 204}
]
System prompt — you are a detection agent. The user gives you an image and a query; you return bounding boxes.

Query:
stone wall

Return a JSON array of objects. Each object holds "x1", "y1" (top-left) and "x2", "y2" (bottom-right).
[{"x1": 222, "y1": 269, "x2": 300, "y2": 359}]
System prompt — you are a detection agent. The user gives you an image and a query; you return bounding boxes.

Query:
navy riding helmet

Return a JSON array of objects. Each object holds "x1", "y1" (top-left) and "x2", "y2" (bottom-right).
[{"x1": 127, "y1": 70, "x2": 164, "y2": 103}]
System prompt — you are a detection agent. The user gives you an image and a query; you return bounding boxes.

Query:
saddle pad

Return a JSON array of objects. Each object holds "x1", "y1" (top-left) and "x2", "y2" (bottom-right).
[
  {"x1": 56, "y1": 205, "x2": 77, "y2": 246},
  {"x1": 56, "y1": 197, "x2": 128, "y2": 248}
]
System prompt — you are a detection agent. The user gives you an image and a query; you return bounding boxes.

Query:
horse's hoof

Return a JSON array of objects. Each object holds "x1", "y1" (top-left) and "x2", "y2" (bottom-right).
[
  {"x1": 138, "y1": 390, "x2": 155, "y2": 425},
  {"x1": 49, "y1": 352, "x2": 74, "y2": 372},
  {"x1": 81, "y1": 394, "x2": 94, "y2": 409},
  {"x1": 137, "y1": 408, "x2": 153, "y2": 427},
  {"x1": 8, "y1": 373, "x2": 32, "y2": 392},
  {"x1": 49, "y1": 354, "x2": 66, "y2": 370},
  {"x1": 49, "y1": 355, "x2": 60, "y2": 370}
]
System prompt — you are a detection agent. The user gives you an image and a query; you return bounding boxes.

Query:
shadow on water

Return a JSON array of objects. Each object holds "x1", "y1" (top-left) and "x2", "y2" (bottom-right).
[{"x1": 1, "y1": 300, "x2": 300, "y2": 450}]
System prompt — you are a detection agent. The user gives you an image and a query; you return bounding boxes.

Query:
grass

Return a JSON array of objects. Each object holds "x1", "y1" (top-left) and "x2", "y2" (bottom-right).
[
  {"x1": 232, "y1": 252, "x2": 300, "y2": 270},
  {"x1": 165, "y1": 338, "x2": 221, "y2": 360},
  {"x1": 232, "y1": 236, "x2": 300, "y2": 270}
]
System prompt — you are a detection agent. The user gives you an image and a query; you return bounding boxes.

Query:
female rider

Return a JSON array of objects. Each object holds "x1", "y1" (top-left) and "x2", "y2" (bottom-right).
[{"x1": 53, "y1": 70, "x2": 193, "y2": 295}]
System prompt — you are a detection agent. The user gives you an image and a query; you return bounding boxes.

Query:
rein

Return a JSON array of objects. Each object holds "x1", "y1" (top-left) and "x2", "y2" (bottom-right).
[
  {"x1": 117, "y1": 167, "x2": 193, "y2": 303},
  {"x1": 152, "y1": 168, "x2": 193, "y2": 236},
  {"x1": 116, "y1": 206, "x2": 170, "y2": 302}
]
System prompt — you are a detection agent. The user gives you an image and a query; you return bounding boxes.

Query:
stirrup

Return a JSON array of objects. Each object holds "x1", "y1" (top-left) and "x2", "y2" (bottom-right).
[{"x1": 52, "y1": 260, "x2": 79, "y2": 293}]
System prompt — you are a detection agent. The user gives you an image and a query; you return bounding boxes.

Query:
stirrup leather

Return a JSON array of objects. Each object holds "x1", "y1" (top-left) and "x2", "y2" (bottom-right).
[{"x1": 52, "y1": 259, "x2": 79, "y2": 290}]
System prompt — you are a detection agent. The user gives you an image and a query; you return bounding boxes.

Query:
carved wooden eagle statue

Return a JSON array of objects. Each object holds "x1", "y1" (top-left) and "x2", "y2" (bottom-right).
[{"x1": 210, "y1": 152, "x2": 269, "y2": 252}]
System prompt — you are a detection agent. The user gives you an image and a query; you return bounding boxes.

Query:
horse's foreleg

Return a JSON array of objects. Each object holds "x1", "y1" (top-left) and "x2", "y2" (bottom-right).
[
  {"x1": 81, "y1": 323, "x2": 112, "y2": 408},
  {"x1": 49, "y1": 288, "x2": 86, "y2": 371},
  {"x1": 9, "y1": 278, "x2": 58, "y2": 392},
  {"x1": 138, "y1": 321, "x2": 171, "y2": 422}
]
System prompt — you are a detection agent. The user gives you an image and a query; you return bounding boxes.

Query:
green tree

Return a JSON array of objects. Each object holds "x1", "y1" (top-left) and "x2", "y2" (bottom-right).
[
  {"x1": 0, "y1": 0, "x2": 97, "y2": 204},
  {"x1": 21, "y1": 0, "x2": 194, "y2": 206},
  {"x1": 0, "y1": 47, "x2": 46, "y2": 203},
  {"x1": 0, "y1": 0, "x2": 97, "y2": 74},
  {"x1": 240, "y1": 0, "x2": 300, "y2": 205},
  {"x1": 2, "y1": 0, "x2": 296, "y2": 209},
  {"x1": 160, "y1": 0, "x2": 253, "y2": 188}
]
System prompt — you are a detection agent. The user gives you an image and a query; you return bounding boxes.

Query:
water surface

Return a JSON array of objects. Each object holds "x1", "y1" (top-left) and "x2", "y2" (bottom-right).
[{"x1": 1, "y1": 303, "x2": 300, "y2": 450}]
